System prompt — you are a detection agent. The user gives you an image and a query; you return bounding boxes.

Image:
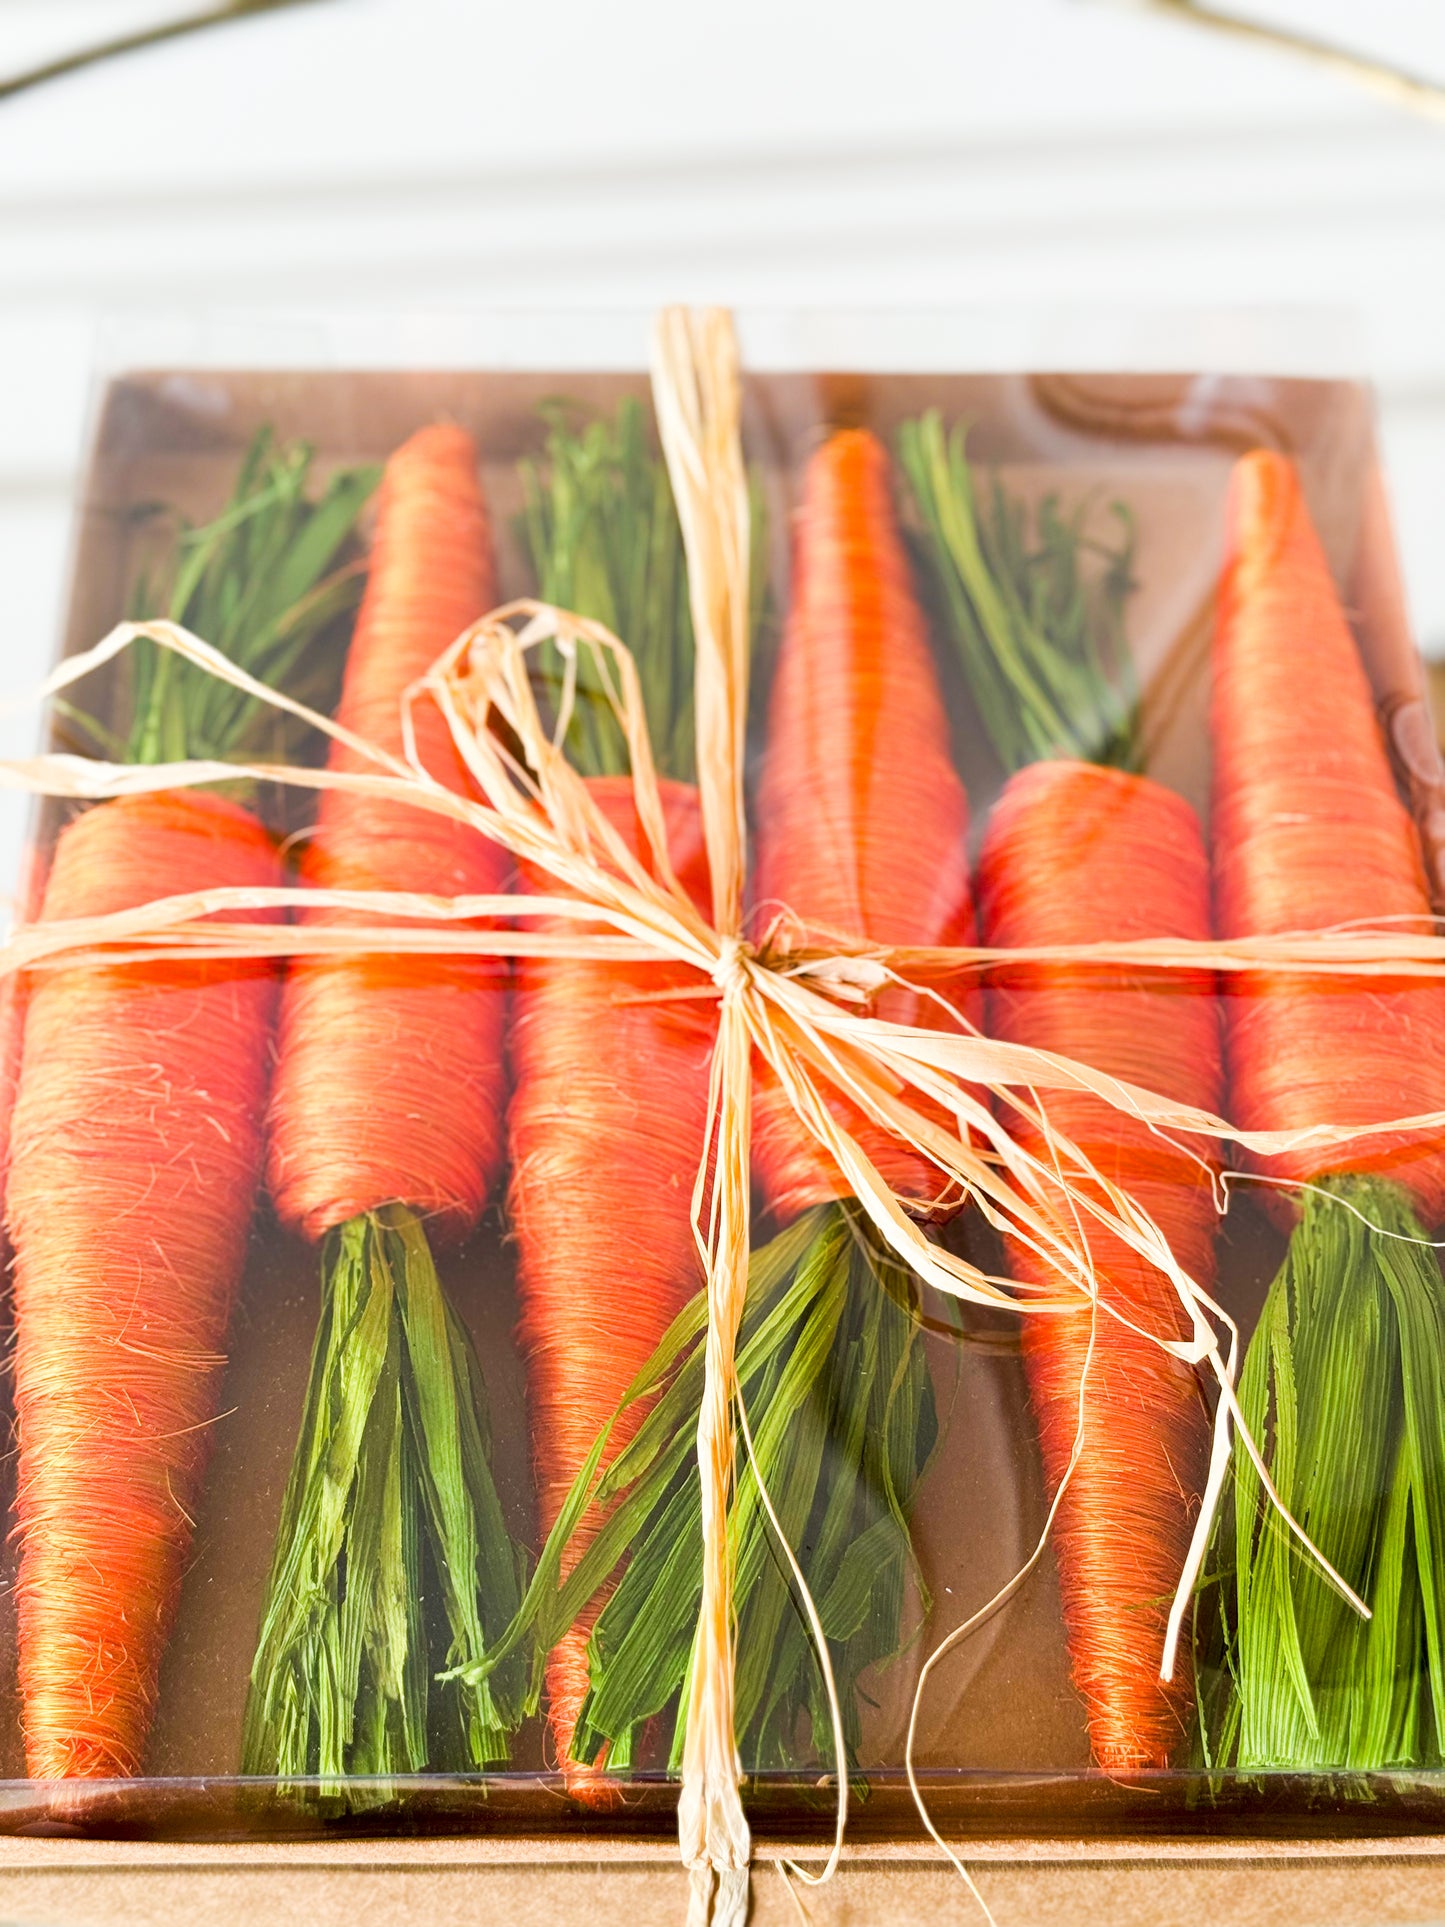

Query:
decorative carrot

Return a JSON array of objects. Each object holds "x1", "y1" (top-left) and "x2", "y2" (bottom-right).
[
  {"x1": 1197, "y1": 449, "x2": 1445, "y2": 1768},
  {"x1": 735, "y1": 426, "x2": 969, "y2": 1759},
  {"x1": 498, "y1": 427, "x2": 953, "y2": 1782},
  {"x1": 753, "y1": 427, "x2": 977, "y2": 1217},
  {"x1": 245, "y1": 424, "x2": 524, "y2": 1777},
  {"x1": 5, "y1": 433, "x2": 376, "y2": 1779},
  {"x1": 506, "y1": 399, "x2": 718, "y2": 1792},
  {"x1": 976, "y1": 765, "x2": 1218, "y2": 1767},
  {"x1": 902, "y1": 409, "x2": 1218, "y2": 1769},
  {"x1": 511, "y1": 779, "x2": 717, "y2": 1789}
]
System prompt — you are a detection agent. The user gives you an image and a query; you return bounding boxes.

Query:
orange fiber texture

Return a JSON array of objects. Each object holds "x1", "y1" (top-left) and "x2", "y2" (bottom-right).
[
  {"x1": 509, "y1": 776, "x2": 716, "y2": 1792},
  {"x1": 268, "y1": 423, "x2": 509, "y2": 1246},
  {"x1": 0, "y1": 973, "x2": 23, "y2": 1195},
  {"x1": 5, "y1": 789, "x2": 281, "y2": 1779},
  {"x1": 1213, "y1": 447, "x2": 1445, "y2": 1224},
  {"x1": 0, "y1": 844, "x2": 48, "y2": 1194},
  {"x1": 976, "y1": 759, "x2": 1221, "y2": 1770},
  {"x1": 753, "y1": 428, "x2": 976, "y2": 1220}
]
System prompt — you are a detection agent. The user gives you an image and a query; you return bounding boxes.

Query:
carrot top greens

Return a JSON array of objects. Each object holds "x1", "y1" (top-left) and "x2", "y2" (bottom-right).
[
  {"x1": 520, "y1": 397, "x2": 698, "y2": 785},
  {"x1": 244, "y1": 1208, "x2": 526, "y2": 1779},
  {"x1": 71, "y1": 426, "x2": 379, "y2": 769},
  {"x1": 461, "y1": 1204, "x2": 936, "y2": 1773},
  {"x1": 899, "y1": 409, "x2": 1137, "y2": 775},
  {"x1": 520, "y1": 395, "x2": 769, "y2": 787}
]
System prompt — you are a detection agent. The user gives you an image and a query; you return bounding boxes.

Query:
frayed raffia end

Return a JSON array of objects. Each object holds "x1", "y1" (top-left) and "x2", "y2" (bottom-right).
[
  {"x1": 687, "y1": 1864, "x2": 750, "y2": 1927},
  {"x1": 680, "y1": 1705, "x2": 751, "y2": 1925}
]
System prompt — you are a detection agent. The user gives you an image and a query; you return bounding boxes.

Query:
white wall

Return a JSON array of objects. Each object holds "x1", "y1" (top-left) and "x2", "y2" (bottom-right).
[{"x1": 1, "y1": 0, "x2": 1443, "y2": 786}]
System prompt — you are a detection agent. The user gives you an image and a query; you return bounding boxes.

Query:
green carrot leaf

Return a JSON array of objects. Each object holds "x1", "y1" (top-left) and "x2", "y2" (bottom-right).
[
  {"x1": 898, "y1": 409, "x2": 1138, "y2": 777},
  {"x1": 243, "y1": 1210, "x2": 526, "y2": 1782},
  {"x1": 494, "y1": 1201, "x2": 936, "y2": 1777},
  {"x1": 1196, "y1": 1176, "x2": 1445, "y2": 1769},
  {"x1": 519, "y1": 397, "x2": 695, "y2": 783},
  {"x1": 115, "y1": 428, "x2": 379, "y2": 768}
]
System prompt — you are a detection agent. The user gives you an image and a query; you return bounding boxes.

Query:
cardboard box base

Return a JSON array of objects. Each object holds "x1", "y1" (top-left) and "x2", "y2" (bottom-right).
[{"x1": 3, "y1": 1837, "x2": 1445, "y2": 1926}]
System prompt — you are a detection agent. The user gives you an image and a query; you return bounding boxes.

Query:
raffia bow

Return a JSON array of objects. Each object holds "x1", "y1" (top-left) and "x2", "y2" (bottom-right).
[{"x1": 8, "y1": 308, "x2": 1445, "y2": 1919}]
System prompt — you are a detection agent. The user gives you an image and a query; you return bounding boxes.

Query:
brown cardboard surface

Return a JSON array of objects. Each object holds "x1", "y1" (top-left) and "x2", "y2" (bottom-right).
[
  {"x1": 11, "y1": 363, "x2": 1445, "y2": 1889},
  {"x1": 3, "y1": 1850, "x2": 1445, "y2": 1926}
]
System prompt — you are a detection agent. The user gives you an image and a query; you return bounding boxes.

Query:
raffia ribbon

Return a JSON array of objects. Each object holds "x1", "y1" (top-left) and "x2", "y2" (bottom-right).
[{"x1": 7, "y1": 308, "x2": 1445, "y2": 1917}]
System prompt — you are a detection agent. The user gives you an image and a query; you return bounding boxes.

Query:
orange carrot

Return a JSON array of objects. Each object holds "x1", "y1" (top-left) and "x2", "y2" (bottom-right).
[
  {"x1": 268, "y1": 423, "x2": 508, "y2": 1242},
  {"x1": 504, "y1": 397, "x2": 720, "y2": 1788},
  {"x1": 714, "y1": 425, "x2": 971, "y2": 1762},
  {"x1": 1213, "y1": 449, "x2": 1445, "y2": 1216},
  {"x1": 976, "y1": 763, "x2": 1219, "y2": 1768},
  {"x1": 6, "y1": 790, "x2": 281, "y2": 1778},
  {"x1": 508, "y1": 776, "x2": 716, "y2": 1790},
  {"x1": 900, "y1": 414, "x2": 1219, "y2": 1768},
  {"x1": 510, "y1": 430, "x2": 961, "y2": 1781},
  {"x1": 2, "y1": 428, "x2": 373, "y2": 1781},
  {"x1": 754, "y1": 427, "x2": 976, "y2": 1215},
  {"x1": 1200, "y1": 451, "x2": 1445, "y2": 1768},
  {"x1": 247, "y1": 424, "x2": 521, "y2": 1777}
]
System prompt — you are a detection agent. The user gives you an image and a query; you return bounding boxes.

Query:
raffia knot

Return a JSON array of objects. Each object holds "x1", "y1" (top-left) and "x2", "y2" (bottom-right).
[{"x1": 710, "y1": 935, "x2": 754, "y2": 1002}]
